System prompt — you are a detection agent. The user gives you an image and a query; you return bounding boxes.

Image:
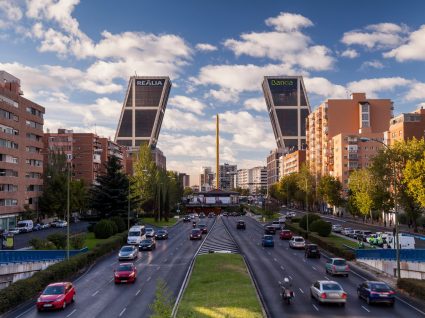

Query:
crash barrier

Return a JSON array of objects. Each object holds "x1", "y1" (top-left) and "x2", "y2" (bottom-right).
[
  {"x1": 0, "y1": 248, "x2": 88, "y2": 264},
  {"x1": 356, "y1": 249, "x2": 425, "y2": 262}
]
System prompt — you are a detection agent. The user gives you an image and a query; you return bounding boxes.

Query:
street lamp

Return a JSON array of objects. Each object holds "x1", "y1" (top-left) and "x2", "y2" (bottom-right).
[
  {"x1": 359, "y1": 137, "x2": 401, "y2": 279},
  {"x1": 128, "y1": 177, "x2": 131, "y2": 230}
]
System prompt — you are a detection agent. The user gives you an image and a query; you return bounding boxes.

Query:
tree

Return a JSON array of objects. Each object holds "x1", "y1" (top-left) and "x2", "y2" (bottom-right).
[
  {"x1": 90, "y1": 155, "x2": 130, "y2": 218},
  {"x1": 296, "y1": 165, "x2": 316, "y2": 211},
  {"x1": 70, "y1": 179, "x2": 88, "y2": 214},
  {"x1": 348, "y1": 169, "x2": 374, "y2": 220},
  {"x1": 404, "y1": 151, "x2": 425, "y2": 208},
  {"x1": 318, "y1": 175, "x2": 343, "y2": 208},
  {"x1": 278, "y1": 173, "x2": 299, "y2": 206},
  {"x1": 183, "y1": 186, "x2": 193, "y2": 196}
]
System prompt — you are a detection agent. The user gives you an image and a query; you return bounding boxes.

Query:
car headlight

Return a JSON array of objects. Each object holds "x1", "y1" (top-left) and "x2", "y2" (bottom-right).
[
  {"x1": 129, "y1": 272, "x2": 135, "y2": 277},
  {"x1": 37, "y1": 297, "x2": 42, "y2": 302}
]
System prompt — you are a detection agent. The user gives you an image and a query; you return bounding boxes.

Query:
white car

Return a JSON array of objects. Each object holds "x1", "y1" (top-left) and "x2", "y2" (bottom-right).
[
  {"x1": 55, "y1": 220, "x2": 68, "y2": 228},
  {"x1": 341, "y1": 228, "x2": 353, "y2": 236},
  {"x1": 8, "y1": 228, "x2": 21, "y2": 234},
  {"x1": 332, "y1": 224, "x2": 343, "y2": 233},
  {"x1": 289, "y1": 236, "x2": 305, "y2": 249},
  {"x1": 145, "y1": 228, "x2": 155, "y2": 238}
]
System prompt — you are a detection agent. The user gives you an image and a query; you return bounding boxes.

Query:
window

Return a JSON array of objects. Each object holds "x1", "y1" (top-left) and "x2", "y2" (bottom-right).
[
  {"x1": 26, "y1": 184, "x2": 43, "y2": 192},
  {"x1": 0, "y1": 199, "x2": 18, "y2": 206},
  {"x1": 0, "y1": 138, "x2": 18, "y2": 149},
  {"x1": 25, "y1": 172, "x2": 42, "y2": 178},
  {"x1": 26, "y1": 107, "x2": 43, "y2": 118},
  {"x1": 0, "y1": 108, "x2": 18, "y2": 121},
  {"x1": 26, "y1": 120, "x2": 43, "y2": 130},
  {"x1": 26, "y1": 146, "x2": 41, "y2": 153},
  {"x1": 0, "y1": 184, "x2": 18, "y2": 192},
  {"x1": 26, "y1": 133, "x2": 42, "y2": 141},
  {"x1": 0, "y1": 123, "x2": 18, "y2": 135},
  {"x1": 0, "y1": 94, "x2": 18, "y2": 108},
  {"x1": 26, "y1": 159, "x2": 42, "y2": 166},
  {"x1": 0, "y1": 169, "x2": 18, "y2": 177}
]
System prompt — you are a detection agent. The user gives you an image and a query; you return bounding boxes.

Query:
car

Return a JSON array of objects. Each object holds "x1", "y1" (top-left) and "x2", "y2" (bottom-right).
[
  {"x1": 348, "y1": 230, "x2": 362, "y2": 239},
  {"x1": 33, "y1": 223, "x2": 42, "y2": 231},
  {"x1": 325, "y1": 258, "x2": 349, "y2": 276},
  {"x1": 358, "y1": 231, "x2": 373, "y2": 242},
  {"x1": 145, "y1": 227, "x2": 155, "y2": 238},
  {"x1": 310, "y1": 280, "x2": 346, "y2": 306},
  {"x1": 183, "y1": 216, "x2": 191, "y2": 223},
  {"x1": 36, "y1": 282, "x2": 75, "y2": 311},
  {"x1": 271, "y1": 221, "x2": 282, "y2": 230},
  {"x1": 190, "y1": 229, "x2": 202, "y2": 240},
  {"x1": 341, "y1": 228, "x2": 353, "y2": 236},
  {"x1": 114, "y1": 263, "x2": 137, "y2": 284},
  {"x1": 305, "y1": 244, "x2": 321, "y2": 258},
  {"x1": 198, "y1": 223, "x2": 208, "y2": 234},
  {"x1": 40, "y1": 223, "x2": 50, "y2": 229},
  {"x1": 236, "y1": 220, "x2": 246, "y2": 230},
  {"x1": 289, "y1": 236, "x2": 305, "y2": 249},
  {"x1": 264, "y1": 226, "x2": 276, "y2": 235},
  {"x1": 139, "y1": 239, "x2": 156, "y2": 251},
  {"x1": 262, "y1": 235, "x2": 274, "y2": 247},
  {"x1": 118, "y1": 245, "x2": 138, "y2": 260},
  {"x1": 189, "y1": 214, "x2": 195, "y2": 220},
  {"x1": 357, "y1": 281, "x2": 395, "y2": 305},
  {"x1": 287, "y1": 212, "x2": 296, "y2": 218},
  {"x1": 199, "y1": 212, "x2": 206, "y2": 219},
  {"x1": 332, "y1": 224, "x2": 343, "y2": 233},
  {"x1": 8, "y1": 228, "x2": 21, "y2": 234},
  {"x1": 155, "y1": 229, "x2": 168, "y2": 240},
  {"x1": 208, "y1": 213, "x2": 215, "y2": 218},
  {"x1": 279, "y1": 229, "x2": 293, "y2": 240}
]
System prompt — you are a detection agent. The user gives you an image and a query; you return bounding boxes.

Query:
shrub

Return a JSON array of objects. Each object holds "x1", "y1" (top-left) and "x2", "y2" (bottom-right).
[
  {"x1": 71, "y1": 233, "x2": 86, "y2": 249},
  {"x1": 110, "y1": 216, "x2": 126, "y2": 233},
  {"x1": 310, "y1": 219, "x2": 332, "y2": 237},
  {"x1": 47, "y1": 233, "x2": 67, "y2": 249},
  {"x1": 87, "y1": 222, "x2": 95, "y2": 232},
  {"x1": 299, "y1": 213, "x2": 321, "y2": 230},
  {"x1": 29, "y1": 238, "x2": 56, "y2": 250},
  {"x1": 291, "y1": 217, "x2": 301, "y2": 223},
  {"x1": 397, "y1": 278, "x2": 425, "y2": 302},
  {"x1": 94, "y1": 219, "x2": 116, "y2": 239}
]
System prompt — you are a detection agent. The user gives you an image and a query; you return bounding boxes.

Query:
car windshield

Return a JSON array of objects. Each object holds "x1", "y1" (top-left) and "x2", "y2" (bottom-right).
[
  {"x1": 157, "y1": 230, "x2": 166, "y2": 234},
  {"x1": 295, "y1": 238, "x2": 304, "y2": 242},
  {"x1": 43, "y1": 285, "x2": 65, "y2": 295},
  {"x1": 309, "y1": 245, "x2": 317, "y2": 250},
  {"x1": 128, "y1": 231, "x2": 140, "y2": 236},
  {"x1": 121, "y1": 246, "x2": 134, "y2": 252},
  {"x1": 264, "y1": 235, "x2": 273, "y2": 240},
  {"x1": 192, "y1": 229, "x2": 200, "y2": 234},
  {"x1": 370, "y1": 283, "x2": 391, "y2": 292},
  {"x1": 146, "y1": 228, "x2": 153, "y2": 232},
  {"x1": 117, "y1": 265, "x2": 133, "y2": 271},
  {"x1": 333, "y1": 259, "x2": 346, "y2": 266},
  {"x1": 199, "y1": 224, "x2": 205, "y2": 228},
  {"x1": 322, "y1": 283, "x2": 342, "y2": 291},
  {"x1": 141, "y1": 240, "x2": 152, "y2": 244}
]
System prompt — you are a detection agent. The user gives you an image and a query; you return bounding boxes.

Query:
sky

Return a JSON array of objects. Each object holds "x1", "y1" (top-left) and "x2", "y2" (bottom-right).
[{"x1": 1, "y1": 0, "x2": 425, "y2": 185}]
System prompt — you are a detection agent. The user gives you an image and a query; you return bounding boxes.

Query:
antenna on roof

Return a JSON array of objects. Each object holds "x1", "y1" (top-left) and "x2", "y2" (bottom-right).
[{"x1": 135, "y1": 71, "x2": 138, "y2": 77}]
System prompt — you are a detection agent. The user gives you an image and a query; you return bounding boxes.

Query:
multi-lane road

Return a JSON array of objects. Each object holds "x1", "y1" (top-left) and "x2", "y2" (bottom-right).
[{"x1": 5, "y1": 218, "x2": 215, "y2": 318}]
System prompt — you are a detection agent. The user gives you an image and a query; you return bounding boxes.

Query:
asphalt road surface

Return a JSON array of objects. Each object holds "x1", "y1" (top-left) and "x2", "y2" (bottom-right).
[
  {"x1": 223, "y1": 215, "x2": 425, "y2": 318},
  {"x1": 5, "y1": 218, "x2": 215, "y2": 318}
]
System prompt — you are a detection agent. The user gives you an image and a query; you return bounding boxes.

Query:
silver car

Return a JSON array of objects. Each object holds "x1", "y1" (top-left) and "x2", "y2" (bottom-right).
[
  {"x1": 145, "y1": 228, "x2": 155, "y2": 238},
  {"x1": 310, "y1": 280, "x2": 347, "y2": 306},
  {"x1": 118, "y1": 245, "x2": 138, "y2": 261},
  {"x1": 289, "y1": 236, "x2": 305, "y2": 249}
]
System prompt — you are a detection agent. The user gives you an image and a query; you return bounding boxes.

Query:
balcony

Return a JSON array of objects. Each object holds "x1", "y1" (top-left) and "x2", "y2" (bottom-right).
[
  {"x1": 348, "y1": 153, "x2": 358, "y2": 160},
  {"x1": 93, "y1": 154, "x2": 101, "y2": 164},
  {"x1": 348, "y1": 161, "x2": 359, "y2": 170}
]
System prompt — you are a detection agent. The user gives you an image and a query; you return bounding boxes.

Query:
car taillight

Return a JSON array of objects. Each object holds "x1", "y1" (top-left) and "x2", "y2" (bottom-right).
[
  {"x1": 345, "y1": 265, "x2": 350, "y2": 271},
  {"x1": 388, "y1": 290, "x2": 395, "y2": 295},
  {"x1": 332, "y1": 265, "x2": 336, "y2": 270},
  {"x1": 370, "y1": 291, "x2": 378, "y2": 295},
  {"x1": 320, "y1": 293, "x2": 327, "y2": 299},
  {"x1": 341, "y1": 293, "x2": 347, "y2": 299}
]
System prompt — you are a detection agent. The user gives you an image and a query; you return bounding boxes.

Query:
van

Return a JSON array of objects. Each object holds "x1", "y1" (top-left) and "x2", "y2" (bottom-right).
[
  {"x1": 386, "y1": 235, "x2": 415, "y2": 249},
  {"x1": 272, "y1": 221, "x2": 282, "y2": 230},
  {"x1": 127, "y1": 225, "x2": 146, "y2": 245},
  {"x1": 16, "y1": 220, "x2": 33, "y2": 233}
]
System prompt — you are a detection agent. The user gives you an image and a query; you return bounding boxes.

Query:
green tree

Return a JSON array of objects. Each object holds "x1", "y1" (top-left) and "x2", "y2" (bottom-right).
[
  {"x1": 278, "y1": 173, "x2": 299, "y2": 206},
  {"x1": 404, "y1": 151, "x2": 425, "y2": 207},
  {"x1": 90, "y1": 155, "x2": 130, "y2": 218},
  {"x1": 70, "y1": 179, "x2": 88, "y2": 214},
  {"x1": 318, "y1": 175, "x2": 343, "y2": 208},
  {"x1": 348, "y1": 169, "x2": 374, "y2": 220},
  {"x1": 183, "y1": 186, "x2": 193, "y2": 196},
  {"x1": 296, "y1": 165, "x2": 315, "y2": 211}
]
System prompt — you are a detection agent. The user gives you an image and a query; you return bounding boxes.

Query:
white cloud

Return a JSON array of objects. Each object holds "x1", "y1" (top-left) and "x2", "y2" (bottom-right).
[
  {"x1": 347, "y1": 77, "x2": 412, "y2": 98},
  {"x1": 195, "y1": 43, "x2": 218, "y2": 52},
  {"x1": 162, "y1": 109, "x2": 215, "y2": 132},
  {"x1": 244, "y1": 97, "x2": 266, "y2": 112},
  {"x1": 0, "y1": 1, "x2": 23, "y2": 21},
  {"x1": 168, "y1": 95, "x2": 206, "y2": 115},
  {"x1": 360, "y1": 60, "x2": 384, "y2": 70},
  {"x1": 341, "y1": 23, "x2": 408, "y2": 49},
  {"x1": 304, "y1": 77, "x2": 347, "y2": 99},
  {"x1": 224, "y1": 12, "x2": 334, "y2": 71},
  {"x1": 205, "y1": 88, "x2": 240, "y2": 103},
  {"x1": 341, "y1": 49, "x2": 358, "y2": 58},
  {"x1": 384, "y1": 25, "x2": 425, "y2": 61},
  {"x1": 405, "y1": 82, "x2": 425, "y2": 101}
]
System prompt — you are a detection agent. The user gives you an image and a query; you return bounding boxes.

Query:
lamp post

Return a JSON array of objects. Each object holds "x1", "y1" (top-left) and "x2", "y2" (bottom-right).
[
  {"x1": 66, "y1": 163, "x2": 70, "y2": 260},
  {"x1": 305, "y1": 176, "x2": 309, "y2": 235},
  {"x1": 359, "y1": 137, "x2": 400, "y2": 279},
  {"x1": 128, "y1": 177, "x2": 131, "y2": 230}
]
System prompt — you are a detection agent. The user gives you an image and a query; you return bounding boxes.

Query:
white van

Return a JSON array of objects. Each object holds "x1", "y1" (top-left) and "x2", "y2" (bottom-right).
[
  {"x1": 386, "y1": 234, "x2": 415, "y2": 249},
  {"x1": 16, "y1": 220, "x2": 33, "y2": 233},
  {"x1": 127, "y1": 225, "x2": 146, "y2": 245}
]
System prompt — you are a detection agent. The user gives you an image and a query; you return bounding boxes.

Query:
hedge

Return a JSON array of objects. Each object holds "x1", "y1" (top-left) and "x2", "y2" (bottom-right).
[
  {"x1": 0, "y1": 231, "x2": 127, "y2": 315},
  {"x1": 397, "y1": 278, "x2": 425, "y2": 302},
  {"x1": 299, "y1": 213, "x2": 321, "y2": 231},
  {"x1": 94, "y1": 219, "x2": 117, "y2": 239},
  {"x1": 286, "y1": 221, "x2": 355, "y2": 260},
  {"x1": 310, "y1": 219, "x2": 332, "y2": 237}
]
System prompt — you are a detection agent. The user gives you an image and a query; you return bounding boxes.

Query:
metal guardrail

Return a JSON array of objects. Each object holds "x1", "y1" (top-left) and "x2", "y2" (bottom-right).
[
  {"x1": 0, "y1": 248, "x2": 88, "y2": 264},
  {"x1": 356, "y1": 248, "x2": 425, "y2": 262}
]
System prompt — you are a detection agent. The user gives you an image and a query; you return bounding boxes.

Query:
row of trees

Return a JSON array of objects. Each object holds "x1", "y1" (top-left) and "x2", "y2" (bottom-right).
[
  {"x1": 269, "y1": 138, "x2": 425, "y2": 232},
  {"x1": 38, "y1": 145, "x2": 183, "y2": 222}
]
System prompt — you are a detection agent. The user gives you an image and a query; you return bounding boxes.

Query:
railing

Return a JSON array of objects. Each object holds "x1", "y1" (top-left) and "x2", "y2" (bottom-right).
[
  {"x1": 0, "y1": 248, "x2": 88, "y2": 264},
  {"x1": 356, "y1": 249, "x2": 425, "y2": 262}
]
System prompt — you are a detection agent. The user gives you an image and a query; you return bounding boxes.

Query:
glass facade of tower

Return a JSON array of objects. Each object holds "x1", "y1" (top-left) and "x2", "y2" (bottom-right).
[{"x1": 262, "y1": 76, "x2": 310, "y2": 153}]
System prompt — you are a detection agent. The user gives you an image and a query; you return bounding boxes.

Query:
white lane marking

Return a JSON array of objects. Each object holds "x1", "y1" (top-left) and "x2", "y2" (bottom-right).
[
  {"x1": 109, "y1": 278, "x2": 114, "y2": 283},
  {"x1": 299, "y1": 288, "x2": 304, "y2": 294},
  {"x1": 156, "y1": 266, "x2": 160, "y2": 271},
  {"x1": 13, "y1": 306, "x2": 33, "y2": 318},
  {"x1": 119, "y1": 308, "x2": 126, "y2": 317},
  {"x1": 66, "y1": 309, "x2": 77, "y2": 317},
  {"x1": 324, "y1": 276, "x2": 330, "y2": 280},
  {"x1": 303, "y1": 259, "x2": 306, "y2": 262},
  {"x1": 280, "y1": 266, "x2": 285, "y2": 270},
  {"x1": 91, "y1": 290, "x2": 99, "y2": 296},
  {"x1": 147, "y1": 276, "x2": 151, "y2": 282},
  {"x1": 274, "y1": 258, "x2": 278, "y2": 262},
  {"x1": 163, "y1": 259, "x2": 167, "y2": 263},
  {"x1": 110, "y1": 261, "x2": 117, "y2": 266},
  {"x1": 267, "y1": 252, "x2": 271, "y2": 255},
  {"x1": 289, "y1": 275, "x2": 293, "y2": 280},
  {"x1": 361, "y1": 306, "x2": 370, "y2": 313},
  {"x1": 293, "y1": 253, "x2": 297, "y2": 256},
  {"x1": 312, "y1": 266, "x2": 317, "y2": 271},
  {"x1": 278, "y1": 281, "x2": 282, "y2": 285},
  {"x1": 313, "y1": 304, "x2": 319, "y2": 311},
  {"x1": 136, "y1": 289, "x2": 141, "y2": 296}
]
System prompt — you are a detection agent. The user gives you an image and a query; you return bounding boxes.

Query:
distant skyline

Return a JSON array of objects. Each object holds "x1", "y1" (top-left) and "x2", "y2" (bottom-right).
[{"x1": 1, "y1": 0, "x2": 425, "y2": 182}]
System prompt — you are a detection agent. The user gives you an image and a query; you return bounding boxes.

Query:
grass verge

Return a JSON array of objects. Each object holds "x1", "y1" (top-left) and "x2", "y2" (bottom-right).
[
  {"x1": 84, "y1": 232, "x2": 102, "y2": 250},
  {"x1": 141, "y1": 217, "x2": 179, "y2": 227},
  {"x1": 177, "y1": 253, "x2": 263, "y2": 318}
]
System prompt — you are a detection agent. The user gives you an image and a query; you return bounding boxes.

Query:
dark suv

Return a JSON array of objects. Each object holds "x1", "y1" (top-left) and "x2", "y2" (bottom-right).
[
  {"x1": 236, "y1": 220, "x2": 246, "y2": 230},
  {"x1": 305, "y1": 244, "x2": 320, "y2": 258},
  {"x1": 264, "y1": 226, "x2": 276, "y2": 235}
]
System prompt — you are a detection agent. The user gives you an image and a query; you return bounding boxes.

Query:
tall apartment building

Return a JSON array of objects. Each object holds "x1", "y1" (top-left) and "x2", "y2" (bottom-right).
[
  {"x1": 179, "y1": 173, "x2": 190, "y2": 188},
  {"x1": 0, "y1": 71, "x2": 45, "y2": 228},
  {"x1": 237, "y1": 166, "x2": 267, "y2": 194},
  {"x1": 216, "y1": 163, "x2": 237, "y2": 191},
  {"x1": 281, "y1": 150, "x2": 306, "y2": 176},
  {"x1": 44, "y1": 130, "x2": 128, "y2": 186},
  {"x1": 386, "y1": 107, "x2": 425, "y2": 145},
  {"x1": 306, "y1": 93, "x2": 393, "y2": 188},
  {"x1": 266, "y1": 148, "x2": 284, "y2": 189},
  {"x1": 199, "y1": 166, "x2": 214, "y2": 188}
]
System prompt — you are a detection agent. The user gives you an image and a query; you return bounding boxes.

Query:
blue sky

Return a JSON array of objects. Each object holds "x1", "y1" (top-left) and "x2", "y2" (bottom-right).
[{"x1": 1, "y1": 0, "x2": 425, "y2": 184}]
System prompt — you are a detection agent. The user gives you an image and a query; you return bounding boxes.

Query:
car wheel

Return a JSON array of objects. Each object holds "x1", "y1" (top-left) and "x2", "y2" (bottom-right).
[
  {"x1": 62, "y1": 301, "x2": 66, "y2": 310},
  {"x1": 340, "y1": 303, "x2": 345, "y2": 307},
  {"x1": 71, "y1": 294, "x2": 75, "y2": 303},
  {"x1": 357, "y1": 290, "x2": 361, "y2": 299},
  {"x1": 389, "y1": 301, "x2": 394, "y2": 307},
  {"x1": 367, "y1": 297, "x2": 371, "y2": 305}
]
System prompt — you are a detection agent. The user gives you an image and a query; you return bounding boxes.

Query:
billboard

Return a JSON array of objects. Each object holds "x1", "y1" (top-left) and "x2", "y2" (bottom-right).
[{"x1": 267, "y1": 78, "x2": 298, "y2": 106}]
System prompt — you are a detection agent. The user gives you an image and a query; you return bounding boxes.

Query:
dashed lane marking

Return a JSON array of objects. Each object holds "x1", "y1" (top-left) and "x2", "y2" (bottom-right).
[
  {"x1": 136, "y1": 289, "x2": 141, "y2": 296},
  {"x1": 299, "y1": 288, "x2": 304, "y2": 294},
  {"x1": 91, "y1": 290, "x2": 99, "y2": 296},
  {"x1": 66, "y1": 309, "x2": 77, "y2": 317},
  {"x1": 119, "y1": 308, "x2": 126, "y2": 317},
  {"x1": 313, "y1": 304, "x2": 319, "y2": 311},
  {"x1": 361, "y1": 306, "x2": 370, "y2": 313},
  {"x1": 147, "y1": 276, "x2": 151, "y2": 282},
  {"x1": 280, "y1": 266, "x2": 285, "y2": 270}
]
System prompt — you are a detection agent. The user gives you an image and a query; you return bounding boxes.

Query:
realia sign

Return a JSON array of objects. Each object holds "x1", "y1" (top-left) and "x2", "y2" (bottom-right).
[{"x1": 136, "y1": 79, "x2": 164, "y2": 86}]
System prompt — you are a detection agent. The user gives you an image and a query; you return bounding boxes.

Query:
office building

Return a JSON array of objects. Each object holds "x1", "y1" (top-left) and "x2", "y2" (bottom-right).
[
  {"x1": 386, "y1": 107, "x2": 425, "y2": 145},
  {"x1": 266, "y1": 148, "x2": 284, "y2": 189},
  {"x1": 262, "y1": 76, "x2": 311, "y2": 153},
  {"x1": 281, "y1": 150, "x2": 306, "y2": 176},
  {"x1": 199, "y1": 166, "x2": 214, "y2": 187},
  {"x1": 179, "y1": 173, "x2": 190, "y2": 188},
  {"x1": 306, "y1": 93, "x2": 393, "y2": 188},
  {"x1": 0, "y1": 71, "x2": 45, "y2": 228},
  {"x1": 216, "y1": 163, "x2": 237, "y2": 191},
  {"x1": 237, "y1": 166, "x2": 267, "y2": 194}
]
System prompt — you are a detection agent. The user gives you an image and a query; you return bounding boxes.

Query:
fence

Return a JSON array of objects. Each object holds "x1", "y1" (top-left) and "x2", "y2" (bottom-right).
[
  {"x1": 356, "y1": 249, "x2": 425, "y2": 262},
  {"x1": 0, "y1": 248, "x2": 88, "y2": 264}
]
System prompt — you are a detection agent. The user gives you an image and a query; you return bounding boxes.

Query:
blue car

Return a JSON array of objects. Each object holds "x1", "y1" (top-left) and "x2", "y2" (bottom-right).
[
  {"x1": 262, "y1": 235, "x2": 274, "y2": 247},
  {"x1": 357, "y1": 281, "x2": 395, "y2": 305}
]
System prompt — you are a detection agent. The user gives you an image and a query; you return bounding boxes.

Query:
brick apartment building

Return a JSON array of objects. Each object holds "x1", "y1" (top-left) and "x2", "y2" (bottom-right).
[
  {"x1": 280, "y1": 150, "x2": 306, "y2": 177},
  {"x1": 0, "y1": 71, "x2": 45, "y2": 229},
  {"x1": 386, "y1": 107, "x2": 425, "y2": 145}
]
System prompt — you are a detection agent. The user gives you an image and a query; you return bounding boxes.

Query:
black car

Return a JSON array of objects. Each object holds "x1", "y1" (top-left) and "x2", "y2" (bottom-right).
[
  {"x1": 305, "y1": 244, "x2": 320, "y2": 258},
  {"x1": 208, "y1": 213, "x2": 215, "y2": 218},
  {"x1": 139, "y1": 239, "x2": 156, "y2": 251},
  {"x1": 199, "y1": 212, "x2": 206, "y2": 219},
  {"x1": 198, "y1": 223, "x2": 208, "y2": 234},
  {"x1": 236, "y1": 220, "x2": 246, "y2": 230},
  {"x1": 190, "y1": 229, "x2": 202, "y2": 240},
  {"x1": 264, "y1": 226, "x2": 276, "y2": 235},
  {"x1": 155, "y1": 229, "x2": 168, "y2": 240},
  {"x1": 183, "y1": 216, "x2": 191, "y2": 223}
]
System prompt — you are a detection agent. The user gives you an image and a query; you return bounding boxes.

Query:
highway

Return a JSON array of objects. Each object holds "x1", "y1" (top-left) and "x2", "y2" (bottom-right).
[
  {"x1": 5, "y1": 218, "x2": 215, "y2": 318},
  {"x1": 223, "y1": 215, "x2": 425, "y2": 318}
]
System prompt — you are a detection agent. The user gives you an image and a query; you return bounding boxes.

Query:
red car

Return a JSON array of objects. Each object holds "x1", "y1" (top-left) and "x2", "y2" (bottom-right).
[
  {"x1": 114, "y1": 263, "x2": 137, "y2": 284},
  {"x1": 190, "y1": 228, "x2": 202, "y2": 240},
  {"x1": 36, "y1": 282, "x2": 75, "y2": 311},
  {"x1": 280, "y1": 229, "x2": 293, "y2": 240}
]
